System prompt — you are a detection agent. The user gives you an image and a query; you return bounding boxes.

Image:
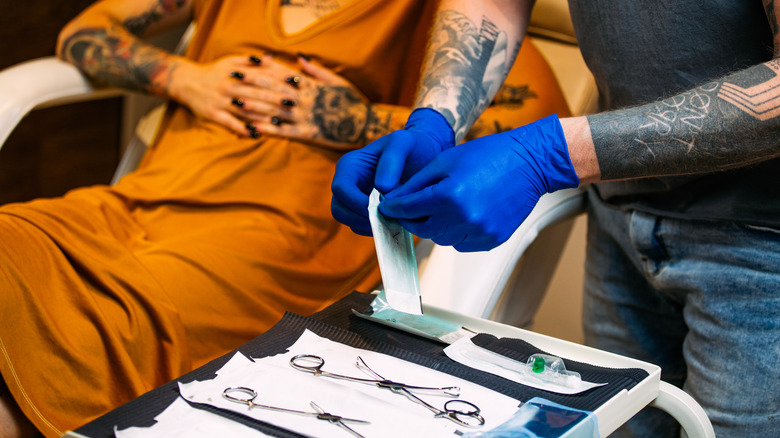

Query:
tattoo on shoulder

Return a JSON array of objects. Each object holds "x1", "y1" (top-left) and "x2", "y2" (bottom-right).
[
  {"x1": 416, "y1": 10, "x2": 513, "y2": 140},
  {"x1": 124, "y1": 0, "x2": 187, "y2": 36},
  {"x1": 589, "y1": 59, "x2": 780, "y2": 179}
]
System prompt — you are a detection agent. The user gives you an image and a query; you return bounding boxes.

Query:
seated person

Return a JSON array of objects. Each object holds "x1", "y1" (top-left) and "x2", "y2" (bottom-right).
[{"x1": 0, "y1": 0, "x2": 570, "y2": 436}]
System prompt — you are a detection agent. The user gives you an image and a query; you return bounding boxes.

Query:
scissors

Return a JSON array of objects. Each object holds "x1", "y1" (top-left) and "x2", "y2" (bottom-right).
[
  {"x1": 223, "y1": 386, "x2": 369, "y2": 438},
  {"x1": 289, "y1": 354, "x2": 485, "y2": 428}
]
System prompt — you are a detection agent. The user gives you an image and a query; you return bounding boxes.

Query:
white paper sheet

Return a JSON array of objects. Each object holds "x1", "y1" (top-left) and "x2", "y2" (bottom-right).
[{"x1": 114, "y1": 397, "x2": 270, "y2": 437}]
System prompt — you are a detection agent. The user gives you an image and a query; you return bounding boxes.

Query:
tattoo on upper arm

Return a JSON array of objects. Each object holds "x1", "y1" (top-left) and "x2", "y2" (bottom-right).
[
  {"x1": 416, "y1": 10, "x2": 514, "y2": 141},
  {"x1": 60, "y1": 27, "x2": 172, "y2": 95},
  {"x1": 124, "y1": 0, "x2": 187, "y2": 37},
  {"x1": 589, "y1": 60, "x2": 780, "y2": 179}
]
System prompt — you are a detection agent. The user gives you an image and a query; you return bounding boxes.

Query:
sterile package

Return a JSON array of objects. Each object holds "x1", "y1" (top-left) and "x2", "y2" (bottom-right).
[
  {"x1": 368, "y1": 188, "x2": 423, "y2": 315},
  {"x1": 354, "y1": 290, "x2": 474, "y2": 344}
]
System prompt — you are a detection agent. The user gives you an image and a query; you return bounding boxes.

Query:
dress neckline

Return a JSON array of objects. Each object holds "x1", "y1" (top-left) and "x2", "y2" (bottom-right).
[{"x1": 266, "y1": 0, "x2": 382, "y2": 45}]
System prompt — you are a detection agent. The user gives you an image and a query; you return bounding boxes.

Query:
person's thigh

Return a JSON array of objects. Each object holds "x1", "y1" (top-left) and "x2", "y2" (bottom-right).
[
  {"x1": 583, "y1": 196, "x2": 687, "y2": 437},
  {"x1": 584, "y1": 192, "x2": 780, "y2": 437},
  {"x1": 662, "y1": 219, "x2": 780, "y2": 437}
]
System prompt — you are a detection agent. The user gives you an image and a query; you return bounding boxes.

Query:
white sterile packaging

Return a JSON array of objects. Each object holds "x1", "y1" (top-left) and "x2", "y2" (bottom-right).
[{"x1": 368, "y1": 188, "x2": 423, "y2": 315}]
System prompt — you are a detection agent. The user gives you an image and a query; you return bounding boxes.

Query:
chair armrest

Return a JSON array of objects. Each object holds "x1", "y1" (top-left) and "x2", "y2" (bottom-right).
[
  {"x1": 0, "y1": 57, "x2": 123, "y2": 148},
  {"x1": 419, "y1": 186, "x2": 588, "y2": 319}
]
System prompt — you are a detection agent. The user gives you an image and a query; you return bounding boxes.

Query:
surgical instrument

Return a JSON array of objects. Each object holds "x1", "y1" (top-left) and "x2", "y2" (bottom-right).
[
  {"x1": 289, "y1": 354, "x2": 485, "y2": 427},
  {"x1": 223, "y1": 386, "x2": 369, "y2": 437}
]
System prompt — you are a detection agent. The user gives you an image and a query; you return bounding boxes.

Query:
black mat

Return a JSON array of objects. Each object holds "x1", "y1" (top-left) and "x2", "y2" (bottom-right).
[{"x1": 74, "y1": 291, "x2": 648, "y2": 437}]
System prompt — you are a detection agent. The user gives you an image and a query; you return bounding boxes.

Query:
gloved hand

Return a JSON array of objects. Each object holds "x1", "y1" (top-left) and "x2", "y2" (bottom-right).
[
  {"x1": 379, "y1": 114, "x2": 579, "y2": 252},
  {"x1": 331, "y1": 108, "x2": 455, "y2": 235}
]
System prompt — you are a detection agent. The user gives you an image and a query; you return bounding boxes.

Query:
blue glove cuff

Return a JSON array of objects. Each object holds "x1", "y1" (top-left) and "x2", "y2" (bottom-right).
[
  {"x1": 513, "y1": 114, "x2": 580, "y2": 192},
  {"x1": 404, "y1": 108, "x2": 456, "y2": 152}
]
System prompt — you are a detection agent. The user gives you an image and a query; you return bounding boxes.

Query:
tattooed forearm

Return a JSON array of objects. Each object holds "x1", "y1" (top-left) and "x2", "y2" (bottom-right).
[
  {"x1": 588, "y1": 60, "x2": 780, "y2": 180},
  {"x1": 124, "y1": 0, "x2": 186, "y2": 37},
  {"x1": 59, "y1": 27, "x2": 175, "y2": 96},
  {"x1": 415, "y1": 10, "x2": 515, "y2": 141}
]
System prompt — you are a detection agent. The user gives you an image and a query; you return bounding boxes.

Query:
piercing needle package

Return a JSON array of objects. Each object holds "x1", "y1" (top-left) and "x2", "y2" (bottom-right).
[
  {"x1": 368, "y1": 188, "x2": 423, "y2": 315},
  {"x1": 444, "y1": 337, "x2": 607, "y2": 395}
]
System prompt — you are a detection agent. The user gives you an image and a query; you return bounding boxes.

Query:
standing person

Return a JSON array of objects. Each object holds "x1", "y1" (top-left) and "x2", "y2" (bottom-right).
[
  {"x1": 331, "y1": 0, "x2": 780, "y2": 436},
  {"x1": 0, "y1": 0, "x2": 570, "y2": 436}
]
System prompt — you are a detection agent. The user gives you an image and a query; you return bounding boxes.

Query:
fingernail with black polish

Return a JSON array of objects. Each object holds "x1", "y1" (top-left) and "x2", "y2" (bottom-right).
[
  {"x1": 297, "y1": 52, "x2": 311, "y2": 61},
  {"x1": 281, "y1": 99, "x2": 295, "y2": 107},
  {"x1": 271, "y1": 116, "x2": 282, "y2": 126},
  {"x1": 249, "y1": 55, "x2": 262, "y2": 65},
  {"x1": 231, "y1": 97, "x2": 244, "y2": 107},
  {"x1": 230, "y1": 71, "x2": 245, "y2": 80},
  {"x1": 250, "y1": 130, "x2": 260, "y2": 139},
  {"x1": 285, "y1": 75, "x2": 300, "y2": 88},
  {"x1": 246, "y1": 122, "x2": 256, "y2": 131}
]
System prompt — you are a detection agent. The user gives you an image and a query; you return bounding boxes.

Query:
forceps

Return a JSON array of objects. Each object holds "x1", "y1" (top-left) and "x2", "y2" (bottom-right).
[
  {"x1": 289, "y1": 354, "x2": 485, "y2": 427},
  {"x1": 223, "y1": 386, "x2": 369, "y2": 438}
]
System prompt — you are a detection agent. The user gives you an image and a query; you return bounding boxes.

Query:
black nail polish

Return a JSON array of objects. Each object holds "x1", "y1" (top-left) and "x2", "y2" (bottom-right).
[
  {"x1": 285, "y1": 75, "x2": 300, "y2": 88},
  {"x1": 249, "y1": 55, "x2": 262, "y2": 65},
  {"x1": 246, "y1": 122, "x2": 256, "y2": 131},
  {"x1": 250, "y1": 130, "x2": 260, "y2": 139},
  {"x1": 281, "y1": 99, "x2": 295, "y2": 107},
  {"x1": 271, "y1": 116, "x2": 282, "y2": 126},
  {"x1": 229, "y1": 71, "x2": 245, "y2": 80},
  {"x1": 297, "y1": 52, "x2": 311, "y2": 61},
  {"x1": 231, "y1": 97, "x2": 244, "y2": 107}
]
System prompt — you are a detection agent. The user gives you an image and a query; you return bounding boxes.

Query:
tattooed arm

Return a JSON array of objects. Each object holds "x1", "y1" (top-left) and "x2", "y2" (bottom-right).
[
  {"x1": 268, "y1": 53, "x2": 555, "y2": 150},
  {"x1": 56, "y1": 0, "x2": 296, "y2": 137},
  {"x1": 414, "y1": 0, "x2": 533, "y2": 141},
  {"x1": 560, "y1": 1, "x2": 780, "y2": 184},
  {"x1": 56, "y1": 0, "x2": 193, "y2": 97}
]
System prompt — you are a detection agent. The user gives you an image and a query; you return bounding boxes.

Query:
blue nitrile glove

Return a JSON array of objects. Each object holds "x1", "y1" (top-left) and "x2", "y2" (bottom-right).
[
  {"x1": 331, "y1": 108, "x2": 455, "y2": 235},
  {"x1": 379, "y1": 114, "x2": 579, "y2": 252}
]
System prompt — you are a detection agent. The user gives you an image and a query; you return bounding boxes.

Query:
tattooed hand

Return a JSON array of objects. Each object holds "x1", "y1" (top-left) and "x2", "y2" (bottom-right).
[
  {"x1": 167, "y1": 54, "x2": 294, "y2": 137},
  {"x1": 242, "y1": 56, "x2": 375, "y2": 149}
]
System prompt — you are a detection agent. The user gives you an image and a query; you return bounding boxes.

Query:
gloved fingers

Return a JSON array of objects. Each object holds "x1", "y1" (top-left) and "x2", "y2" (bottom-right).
[
  {"x1": 330, "y1": 197, "x2": 373, "y2": 236},
  {"x1": 379, "y1": 181, "x2": 445, "y2": 221},
  {"x1": 330, "y1": 148, "x2": 381, "y2": 233},
  {"x1": 372, "y1": 131, "x2": 415, "y2": 194},
  {"x1": 453, "y1": 236, "x2": 498, "y2": 253}
]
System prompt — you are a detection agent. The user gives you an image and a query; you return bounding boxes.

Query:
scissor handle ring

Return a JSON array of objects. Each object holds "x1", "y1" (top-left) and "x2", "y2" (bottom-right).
[
  {"x1": 223, "y1": 386, "x2": 257, "y2": 403},
  {"x1": 290, "y1": 354, "x2": 325, "y2": 375},
  {"x1": 444, "y1": 399, "x2": 485, "y2": 427}
]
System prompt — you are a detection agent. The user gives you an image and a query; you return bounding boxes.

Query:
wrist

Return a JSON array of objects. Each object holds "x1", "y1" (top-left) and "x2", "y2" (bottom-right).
[
  {"x1": 165, "y1": 56, "x2": 197, "y2": 102},
  {"x1": 559, "y1": 116, "x2": 600, "y2": 184},
  {"x1": 360, "y1": 104, "x2": 410, "y2": 146},
  {"x1": 405, "y1": 108, "x2": 456, "y2": 152}
]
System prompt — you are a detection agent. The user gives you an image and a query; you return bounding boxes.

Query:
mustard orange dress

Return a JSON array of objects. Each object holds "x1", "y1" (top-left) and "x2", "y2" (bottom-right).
[{"x1": 0, "y1": 0, "x2": 569, "y2": 435}]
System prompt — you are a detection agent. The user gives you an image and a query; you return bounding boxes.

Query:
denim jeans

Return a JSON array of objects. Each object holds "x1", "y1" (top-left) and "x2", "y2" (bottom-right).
[{"x1": 583, "y1": 191, "x2": 780, "y2": 437}]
